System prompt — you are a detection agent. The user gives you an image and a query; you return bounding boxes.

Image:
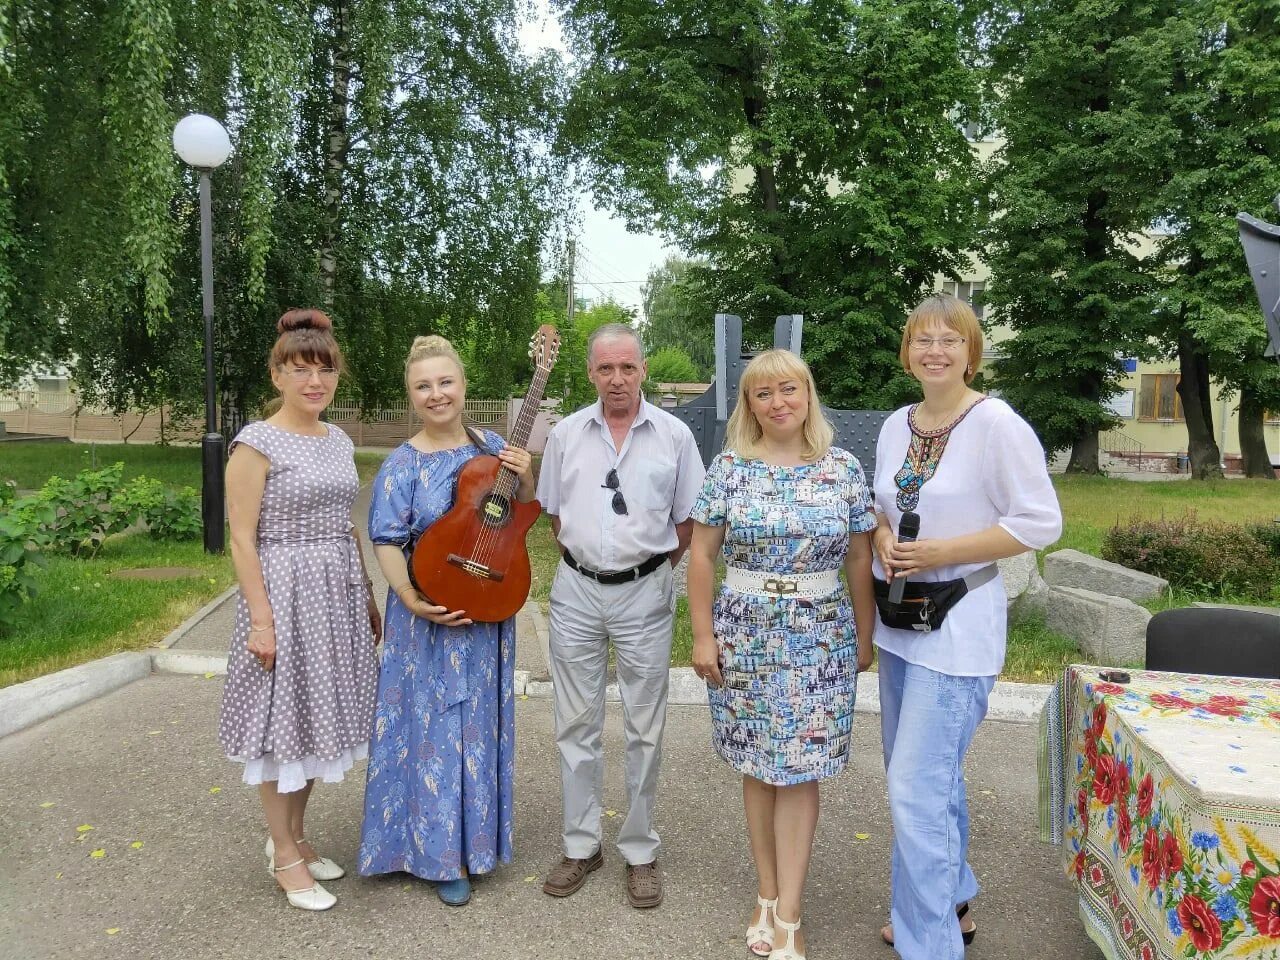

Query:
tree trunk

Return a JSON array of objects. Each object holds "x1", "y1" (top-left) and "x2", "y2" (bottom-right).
[
  {"x1": 1238, "y1": 383, "x2": 1276, "y2": 479},
  {"x1": 319, "y1": 0, "x2": 351, "y2": 311},
  {"x1": 1068, "y1": 428, "x2": 1101, "y2": 474},
  {"x1": 1176, "y1": 326, "x2": 1223, "y2": 480}
]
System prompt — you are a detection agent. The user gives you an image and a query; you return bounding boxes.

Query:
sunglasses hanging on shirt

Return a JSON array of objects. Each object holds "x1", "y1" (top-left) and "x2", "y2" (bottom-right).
[{"x1": 602, "y1": 468, "x2": 628, "y2": 515}]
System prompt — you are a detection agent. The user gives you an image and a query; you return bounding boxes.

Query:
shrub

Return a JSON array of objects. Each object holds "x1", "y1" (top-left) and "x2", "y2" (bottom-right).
[
  {"x1": 1245, "y1": 522, "x2": 1280, "y2": 563},
  {"x1": 141, "y1": 485, "x2": 202, "y2": 541},
  {"x1": 1102, "y1": 515, "x2": 1280, "y2": 601},
  {"x1": 0, "y1": 481, "x2": 48, "y2": 634}
]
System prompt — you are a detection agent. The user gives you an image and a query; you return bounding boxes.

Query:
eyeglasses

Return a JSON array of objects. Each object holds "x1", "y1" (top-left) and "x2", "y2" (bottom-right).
[
  {"x1": 281, "y1": 366, "x2": 339, "y2": 382},
  {"x1": 908, "y1": 336, "x2": 967, "y2": 351},
  {"x1": 602, "y1": 468, "x2": 628, "y2": 515}
]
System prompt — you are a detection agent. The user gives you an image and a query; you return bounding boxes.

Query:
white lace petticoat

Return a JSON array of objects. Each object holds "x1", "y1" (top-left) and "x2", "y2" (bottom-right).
[{"x1": 230, "y1": 742, "x2": 368, "y2": 794}]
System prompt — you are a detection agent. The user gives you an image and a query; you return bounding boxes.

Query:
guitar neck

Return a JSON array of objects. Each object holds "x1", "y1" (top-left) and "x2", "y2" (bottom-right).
[{"x1": 493, "y1": 363, "x2": 551, "y2": 498}]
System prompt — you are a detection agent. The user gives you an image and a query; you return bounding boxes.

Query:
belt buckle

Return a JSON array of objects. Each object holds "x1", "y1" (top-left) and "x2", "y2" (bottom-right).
[{"x1": 763, "y1": 578, "x2": 798, "y2": 595}]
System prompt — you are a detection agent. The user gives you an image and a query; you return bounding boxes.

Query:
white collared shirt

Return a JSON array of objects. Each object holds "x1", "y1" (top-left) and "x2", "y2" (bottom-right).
[{"x1": 537, "y1": 399, "x2": 706, "y2": 572}]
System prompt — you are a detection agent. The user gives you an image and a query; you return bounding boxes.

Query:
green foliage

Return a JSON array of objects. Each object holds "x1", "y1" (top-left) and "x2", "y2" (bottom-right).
[
  {"x1": 641, "y1": 257, "x2": 716, "y2": 377},
  {"x1": 115, "y1": 477, "x2": 202, "y2": 541},
  {"x1": 1102, "y1": 515, "x2": 1280, "y2": 602},
  {"x1": 646, "y1": 346, "x2": 701, "y2": 386},
  {"x1": 555, "y1": 300, "x2": 637, "y2": 412},
  {"x1": 1244, "y1": 522, "x2": 1280, "y2": 563},
  {"x1": 0, "y1": 480, "x2": 47, "y2": 635},
  {"x1": 557, "y1": 0, "x2": 982, "y2": 410},
  {"x1": 984, "y1": 0, "x2": 1178, "y2": 465}
]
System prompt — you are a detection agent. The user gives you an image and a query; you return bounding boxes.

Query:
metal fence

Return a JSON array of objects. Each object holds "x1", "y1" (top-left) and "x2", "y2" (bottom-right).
[{"x1": 0, "y1": 391, "x2": 509, "y2": 448}]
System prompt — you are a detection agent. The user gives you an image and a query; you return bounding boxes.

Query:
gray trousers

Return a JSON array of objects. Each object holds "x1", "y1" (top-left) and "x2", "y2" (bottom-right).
[{"x1": 548, "y1": 558, "x2": 675, "y2": 866}]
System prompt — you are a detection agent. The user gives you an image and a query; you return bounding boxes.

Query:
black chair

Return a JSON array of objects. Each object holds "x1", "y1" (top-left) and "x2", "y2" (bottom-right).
[{"x1": 1145, "y1": 607, "x2": 1280, "y2": 679}]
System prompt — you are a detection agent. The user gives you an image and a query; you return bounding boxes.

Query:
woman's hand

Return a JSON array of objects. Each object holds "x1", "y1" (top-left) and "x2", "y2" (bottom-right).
[
  {"x1": 497, "y1": 445, "x2": 533, "y2": 477},
  {"x1": 691, "y1": 633, "x2": 724, "y2": 688},
  {"x1": 366, "y1": 595, "x2": 383, "y2": 644},
  {"x1": 856, "y1": 638, "x2": 874, "y2": 672},
  {"x1": 886, "y1": 537, "x2": 953, "y2": 577},
  {"x1": 398, "y1": 586, "x2": 473, "y2": 626},
  {"x1": 872, "y1": 524, "x2": 898, "y2": 580},
  {"x1": 247, "y1": 623, "x2": 276, "y2": 671}
]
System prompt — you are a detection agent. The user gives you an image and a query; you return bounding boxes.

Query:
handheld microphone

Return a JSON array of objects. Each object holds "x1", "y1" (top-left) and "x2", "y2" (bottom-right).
[{"x1": 886, "y1": 511, "x2": 920, "y2": 605}]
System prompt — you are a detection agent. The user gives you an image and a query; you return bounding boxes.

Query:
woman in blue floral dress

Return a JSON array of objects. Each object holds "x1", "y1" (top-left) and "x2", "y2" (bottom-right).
[
  {"x1": 688, "y1": 350, "x2": 877, "y2": 960},
  {"x1": 357, "y1": 335, "x2": 534, "y2": 906}
]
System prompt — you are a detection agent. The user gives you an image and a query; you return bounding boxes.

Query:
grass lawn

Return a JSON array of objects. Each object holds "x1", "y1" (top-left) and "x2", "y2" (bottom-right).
[
  {"x1": 0, "y1": 536, "x2": 236, "y2": 688},
  {"x1": 0, "y1": 441, "x2": 388, "y2": 688},
  {"x1": 0, "y1": 440, "x2": 386, "y2": 490}
]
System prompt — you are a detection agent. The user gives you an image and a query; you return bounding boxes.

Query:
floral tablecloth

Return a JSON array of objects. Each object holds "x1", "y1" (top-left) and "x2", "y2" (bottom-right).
[{"x1": 1039, "y1": 665, "x2": 1280, "y2": 959}]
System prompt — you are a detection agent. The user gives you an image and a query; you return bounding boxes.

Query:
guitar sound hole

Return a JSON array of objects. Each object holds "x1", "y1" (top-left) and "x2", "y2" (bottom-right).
[{"x1": 479, "y1": 494, "x2": 512, "y2": 527}]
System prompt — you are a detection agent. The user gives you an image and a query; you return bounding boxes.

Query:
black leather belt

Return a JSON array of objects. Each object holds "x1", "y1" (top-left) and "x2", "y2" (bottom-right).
[{"x1": 562, "y1": 551, "x2": 667, "y2": 585}]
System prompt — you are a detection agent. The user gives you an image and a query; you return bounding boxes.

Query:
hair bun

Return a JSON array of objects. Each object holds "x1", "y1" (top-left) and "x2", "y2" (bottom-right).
[{"x1": 277, "y1": 308, "x2": 334, "y2": 334}]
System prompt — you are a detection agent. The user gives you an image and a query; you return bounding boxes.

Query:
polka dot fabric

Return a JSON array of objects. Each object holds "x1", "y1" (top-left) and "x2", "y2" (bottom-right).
[{"x1": 217, "y1": 421, "x2": 377, "y2": 793}]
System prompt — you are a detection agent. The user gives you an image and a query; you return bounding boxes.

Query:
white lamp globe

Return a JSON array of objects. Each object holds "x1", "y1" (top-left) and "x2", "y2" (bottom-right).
[{"x1": 172, "y1": 114, "x2": 233, "y2": 169}]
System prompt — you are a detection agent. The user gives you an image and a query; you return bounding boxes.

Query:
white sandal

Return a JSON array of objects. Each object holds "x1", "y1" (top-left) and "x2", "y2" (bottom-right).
[
  {"x1": 747, "y1": 896, "x2": 777, "y2": 957},
  {"x1": 266, "y1": 836, "x2": 345, "y2": 881},
  {"x1": 769, "y1": 915, "x2": 804, "y2": 960},
  {"x1": 273, "y1": 857, "x2": 337, "y2": 911}
]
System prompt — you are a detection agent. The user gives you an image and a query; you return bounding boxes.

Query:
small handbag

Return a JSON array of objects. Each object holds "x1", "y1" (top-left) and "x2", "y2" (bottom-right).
[{"x1": 873, "y1": 564, "x2": 998, "y2": 632}]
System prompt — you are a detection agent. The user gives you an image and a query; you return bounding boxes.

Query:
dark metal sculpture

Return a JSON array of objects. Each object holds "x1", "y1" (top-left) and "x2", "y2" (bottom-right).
[
  {"x1": 668, "y1": 314, "x2": 891, "y2": 477},
  {"x1": 1237, "y1": 196, "x2": 1280, "y2": 361}
]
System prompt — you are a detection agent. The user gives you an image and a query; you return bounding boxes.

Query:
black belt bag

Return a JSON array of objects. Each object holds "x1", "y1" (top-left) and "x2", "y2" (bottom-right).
[{"x1": 873, "y1": 564, "x2": 998, "y2": 633}]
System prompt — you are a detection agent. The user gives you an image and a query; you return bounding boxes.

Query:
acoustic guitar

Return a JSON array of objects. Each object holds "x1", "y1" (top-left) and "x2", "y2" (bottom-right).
[{"x1": 409, "y1": 324, "x2": 561, "y2": 622}]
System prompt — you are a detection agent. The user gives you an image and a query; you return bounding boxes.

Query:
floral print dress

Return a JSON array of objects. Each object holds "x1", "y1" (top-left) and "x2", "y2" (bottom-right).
[
  {"x1": 691, "y1": 447, "x2": 877, "y2": 785},
  {"x1": 357, "y1": 433, "x2": 515, "y2": 881}
]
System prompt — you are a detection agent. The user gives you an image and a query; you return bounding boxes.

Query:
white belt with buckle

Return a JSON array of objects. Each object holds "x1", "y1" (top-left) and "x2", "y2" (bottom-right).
[{"x1": 723, "y1": 566, "x2": 841, "y2": 599}]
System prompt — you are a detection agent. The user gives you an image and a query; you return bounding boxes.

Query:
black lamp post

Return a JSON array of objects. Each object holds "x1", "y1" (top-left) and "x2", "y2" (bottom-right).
[{"x1": 173, "y1": 114, "x2": 233, "y2": 554}]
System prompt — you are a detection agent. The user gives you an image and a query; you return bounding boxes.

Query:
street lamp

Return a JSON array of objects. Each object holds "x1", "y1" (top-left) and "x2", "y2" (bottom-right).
[{"x1": 173, "y1": 113, "x2": 233, "y2": 554}]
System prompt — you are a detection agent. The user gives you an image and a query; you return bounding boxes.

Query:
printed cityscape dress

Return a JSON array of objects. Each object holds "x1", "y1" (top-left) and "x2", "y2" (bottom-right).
[
  {"x1": 217, "y1": 421, "x2": 377, "y2": 793},
  {"x1": 357, "y1": 432, "x2": 516, "y2": 881},
  {"x1": 691, "y1": 447, "x2": 877, "y2": 785}
]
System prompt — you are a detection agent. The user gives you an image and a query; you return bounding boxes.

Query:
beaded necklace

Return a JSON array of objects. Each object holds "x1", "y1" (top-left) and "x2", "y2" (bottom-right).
[{"x1": 893, "y1": 396, "x2": 987, "y2": 511}]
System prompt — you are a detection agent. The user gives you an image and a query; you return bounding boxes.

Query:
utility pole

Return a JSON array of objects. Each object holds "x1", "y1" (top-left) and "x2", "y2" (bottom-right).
[{"x1": 566, "y1": 238, "x2": 576, "y2": 326}]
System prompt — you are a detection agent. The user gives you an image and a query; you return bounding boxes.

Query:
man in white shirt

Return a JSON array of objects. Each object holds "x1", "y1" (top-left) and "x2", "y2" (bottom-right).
[{"x1": 536, "y1": 323, "x2": 705, "y2": 908}]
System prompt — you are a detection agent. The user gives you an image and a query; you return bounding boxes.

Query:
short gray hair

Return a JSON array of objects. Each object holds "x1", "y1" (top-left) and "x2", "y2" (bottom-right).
[{"x1": 586, "y1": 323, "x2": 645, "y2": 366}]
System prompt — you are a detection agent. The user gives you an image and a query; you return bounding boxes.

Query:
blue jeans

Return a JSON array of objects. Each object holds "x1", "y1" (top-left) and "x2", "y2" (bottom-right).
[{"x1": 878, "y1": 649, "x2": 995, "y2": 960}]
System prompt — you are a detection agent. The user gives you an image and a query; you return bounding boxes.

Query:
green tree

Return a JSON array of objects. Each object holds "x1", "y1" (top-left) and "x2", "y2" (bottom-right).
[
  {"x1": 984, "y1": 0, "x2": 1177, "y2": 471},
  {"x1": 555, "y1": 300, "x2": 636, "y2": 412},
  {"x1": 1153, "y1": 0, "x2": 1280, "y2": 479},
  {"x1": 0, "y1": 0, "x2": 566, "y2": 418},
  {"x1": 556, "y1": 0, "x2": 983, "y2": 410},
  {"x1": 640, "y1": 257, "x2": 716, "y2": 377},
  {"x1": 646, "y1": 346, "x2": 701, "y2": 386}
]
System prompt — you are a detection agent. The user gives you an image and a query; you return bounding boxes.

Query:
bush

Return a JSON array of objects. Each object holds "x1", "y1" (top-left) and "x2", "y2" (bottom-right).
[
  {"x1": 1245, "y1": 522, "x2": 1280, "y2": 563},
  {"x1": 0, "y1": 481, "x2": 49, "y2": 634},
  {"x1": 142, "y1": 485, "x2": 202, "y2": 541},
  {"x1": 1102, "y1": 515, "x2": 1280, "y2": 601}
]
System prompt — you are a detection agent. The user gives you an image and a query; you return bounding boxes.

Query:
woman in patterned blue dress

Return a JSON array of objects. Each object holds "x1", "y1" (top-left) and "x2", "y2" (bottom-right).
[
  {"x1": 357, "y1": 335, "x2": 533, "y2": 906},
  {"x1": 688, "y1": 349, "x2": 877, "y2": 960}
]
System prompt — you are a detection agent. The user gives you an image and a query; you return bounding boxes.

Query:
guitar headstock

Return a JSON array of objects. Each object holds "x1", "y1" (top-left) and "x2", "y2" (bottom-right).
[{"x1": 528, "y1": 324, "x2": 561, "y2": 374}]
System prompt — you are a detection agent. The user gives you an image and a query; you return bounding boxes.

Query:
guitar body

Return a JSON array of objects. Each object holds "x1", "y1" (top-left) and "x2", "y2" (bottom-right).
[{"x1": 410, "y1": 453, "x2": 541, "y2": 623}]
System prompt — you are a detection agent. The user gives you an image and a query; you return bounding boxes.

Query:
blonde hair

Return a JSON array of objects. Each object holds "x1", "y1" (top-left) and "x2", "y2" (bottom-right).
[
  {"x1": 724, "y1": 349, "x2": 834, "y2": 462},
  {"x1": 404, "y1": 334, "x2": 466, "y2": 388},
  {"x1": 900, "y1": 293, "x2": 984, "y2": 384}
]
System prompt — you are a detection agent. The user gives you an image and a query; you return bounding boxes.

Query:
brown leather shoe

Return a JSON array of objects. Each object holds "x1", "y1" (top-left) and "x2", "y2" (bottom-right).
[
  {"x1": 626, "y1": 860, "x2": 662, "y2": 909},
  {"x1": 542, "y1": 848, "x2": 603, "y2": 897}
]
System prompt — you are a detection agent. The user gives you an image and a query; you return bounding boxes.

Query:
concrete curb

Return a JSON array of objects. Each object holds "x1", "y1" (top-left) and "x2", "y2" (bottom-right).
[
  {"x1": 525, "y1": 669, "x2": 1052, "y2": 724},
  {"x1": 0, "y1": 652, "x2": 152, "y2": 739},
  {"x1": 155, "y1": 585, "x2": 238, "y2": 649}
]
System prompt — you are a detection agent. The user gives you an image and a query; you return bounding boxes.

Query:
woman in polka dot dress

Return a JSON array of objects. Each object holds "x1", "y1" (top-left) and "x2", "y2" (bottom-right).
[
  {"x1": 356, "y1": 335, "x2": 533, "y2": 907},
  {"x1": 218, "y1": 309, "x2": 382, "y2": 912}
]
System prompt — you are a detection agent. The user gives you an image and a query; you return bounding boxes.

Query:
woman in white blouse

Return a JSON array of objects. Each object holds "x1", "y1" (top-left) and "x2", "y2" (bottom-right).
[{"x1": 871, "y1": 294, "x2": 1062, "y2": 960}]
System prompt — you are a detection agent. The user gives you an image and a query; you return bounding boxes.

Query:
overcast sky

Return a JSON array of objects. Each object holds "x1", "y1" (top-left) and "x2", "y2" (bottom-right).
[{"x1": 519, "y1": 4, "x2": 678, "y2": 316}]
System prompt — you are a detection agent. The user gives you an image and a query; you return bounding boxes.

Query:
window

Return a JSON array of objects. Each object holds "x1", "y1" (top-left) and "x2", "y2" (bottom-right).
[
  {"x1": 1139, "y1": 374, "x2": 1183, "y2": 421},
  {"x1": 941, "y1": 280, "x2": 986, "y2": 320}
]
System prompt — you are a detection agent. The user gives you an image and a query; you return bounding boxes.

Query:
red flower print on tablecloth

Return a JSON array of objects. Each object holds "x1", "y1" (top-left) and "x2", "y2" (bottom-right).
[
  {"x1": 1117, "y1": 803, "x2": 1132, "y2": 850},
  {"x1": 1139, "y1": 943, "x2": 1154, "y2": 960},
  {"x1": 1089, "y1": 863, "x2": 1105, "y2": 887},
  {"x1": 1114, "y1": 759, "x2": 1130, "y2": 802},
  {"x1": 1137, "y1": 772, "x2": 1154, "y2": 819},
  {"x1": 1095, "y1": 682, "x2": 1126, "y2": 696},
  {"x1": 1094, "y1": 753, "x2": 1118, "y2": 805},
  {"x1": 1150, "y1": 692, "x2": 1196, "y2": 710},
  {"x1": 1178, "y1": 894, "x2": 1223, "y2": 953},
  {"x1": 1073, "y1": 850, "x2": 1086, "y2": 880},
  {"x1": 1142, "y1": 827, "x2": 1163, "y2": 889},
  {"x1": 1085, "y1": 730, "x2": 1099, "y2": 770},
  {"x1": 1202, "y1": 694, "x2": 1248, "y2": 717},
  {"x1": 1162, "y1": 831, "x2": 1183, "y2": 879},
  {"x1": 1077, "y1": 787, "x2": 1089, "y2": 823},
  {"x1": 1243, "y1": 861, "x2": 1258, "y2": 878},
  {"x1": 1251, "y1": 875, "x2": 1280, "y2": 938},
  {"x1": 1091, "y1": 701, "x2": 1108, "y2": 738}
]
